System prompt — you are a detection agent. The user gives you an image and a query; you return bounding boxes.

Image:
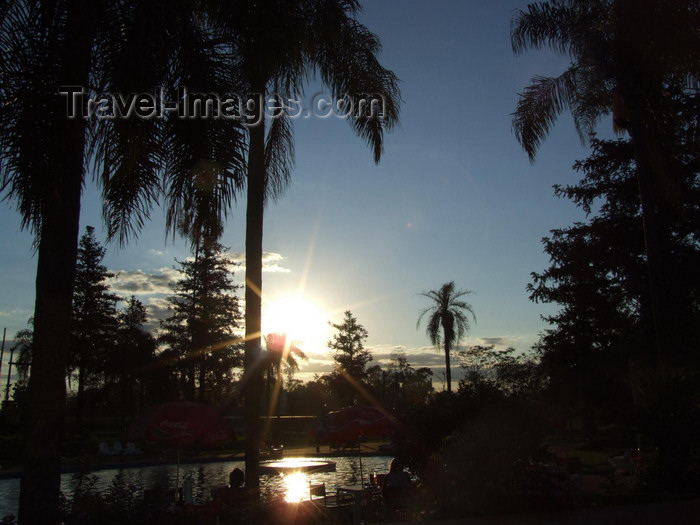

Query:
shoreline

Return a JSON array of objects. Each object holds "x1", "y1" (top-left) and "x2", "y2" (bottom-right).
[{"x1": 0, "y1": 443, "x2": 389, "y2": 480}]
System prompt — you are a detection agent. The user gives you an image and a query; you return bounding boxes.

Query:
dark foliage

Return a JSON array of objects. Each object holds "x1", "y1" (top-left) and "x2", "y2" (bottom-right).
[
  {"x1": 326, "y1": 311, "x2": 373, "y2": 405},
  {"x1": 68, "y1": 227, "x2": 121, "y2": 431},
  {"x1": 159, "y1": 241, "x2": 243, "y2": 405},
  {"x1": 396, "y1": 360, "x2": 552, "y2": 518}
]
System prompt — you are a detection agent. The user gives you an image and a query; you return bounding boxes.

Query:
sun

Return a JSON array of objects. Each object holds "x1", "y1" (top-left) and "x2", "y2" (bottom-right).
[{"x1": 262, "y1": 295, "x2": 330, "y2": 353}]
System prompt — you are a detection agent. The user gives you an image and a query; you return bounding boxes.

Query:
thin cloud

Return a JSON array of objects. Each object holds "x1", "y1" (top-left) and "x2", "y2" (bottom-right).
[
  {"x1": 108, "y1": 267, "x2": 180, "y2": 295},
  {"x1": 228, "y1": 252, "x2": 246, "y2": 265},
  {"x1": 263, "y1": 252, "x2": 291, "y2": 273},
  {"x1": 228, "y1": 252, "x2": 291, "y2": 273},
  {"x1": 477, "y1": 337, "x2": 508, "y2": 346},
  {"x1": 399, "y1": 350, "x2": 448, "y2": 369},
  {"x1": 144, "y1": 296, "x2": 172, "y2": 331},
  {"x1": 0, "y1": 308, "x2": 29, "y2": 318},
  {"x1": 474, "y1": 336, "x2": 534, "y2": 351},
  {"x1": 366, "y1": 344, "x2": 413, "y2": 363}
]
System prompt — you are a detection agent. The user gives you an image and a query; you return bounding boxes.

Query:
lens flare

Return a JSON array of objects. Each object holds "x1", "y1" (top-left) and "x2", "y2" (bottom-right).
[
  {"x1": 283, "y1": 472, "x2": 309, "y2": 503},
  {"x1": 263, "y1": 296, "x2": 330, "y2": 353}
]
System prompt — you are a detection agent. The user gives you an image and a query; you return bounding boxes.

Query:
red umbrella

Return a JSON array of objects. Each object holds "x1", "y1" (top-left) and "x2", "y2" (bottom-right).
[
  {"x1": 127, "y1": 400, "x2": 235, "y2": 489},
  {"x1": 127, "y1": 400, "x2": 235, "y2": 446},
  {"x1": 314, "y1": 404, "x2": 394, "y2": 444},
  {"x1": 351, "y1": 404, "x2": 395, "y2": 436},
  {"x1": 314, "y1": 404, "x2": 396, "y2": 484}
]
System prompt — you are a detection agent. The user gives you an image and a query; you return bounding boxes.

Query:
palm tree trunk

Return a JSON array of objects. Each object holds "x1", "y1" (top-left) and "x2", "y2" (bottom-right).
[
  {"x1": 266, "y1": 366, "x2": 273, "y2": 410},
  {"x1": 276, "y1": 366, "x2": 283, "y2": 418},
  {"x1": 444, "y1": 341, "x2": 452, "y2": 392},
  {"x1": 20, "y1": 189, "x2": 82, "y2": 525},
  {"x1": 625, "y1": 102, "x2": 679, "y2": 366},
  {"x1": 19, "y1": 3, "x2": 96, "y2": 523},
  {"x1": 189, "y1": 244, "x2": 199, "y2": 401},
  {"x1": 244, "y1": 86, "x2": 266, "y2": 491},
  {"x1": 76, "y1": 363, "x2": 85, "y2": 432},
  {"x1": 442, "y1": 312, "x2": 455, "y2": 392}
]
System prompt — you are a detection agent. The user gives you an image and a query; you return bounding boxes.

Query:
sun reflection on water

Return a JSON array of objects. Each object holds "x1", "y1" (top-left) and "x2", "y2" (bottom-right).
[{"x1": 283, "y1": 472, "x2": 309, "y2": 503}]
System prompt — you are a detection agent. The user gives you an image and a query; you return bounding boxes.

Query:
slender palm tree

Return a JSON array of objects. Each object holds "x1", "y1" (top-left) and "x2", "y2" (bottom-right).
[
  {"x1": 417, "y1": 282, "x2": 476, "y2": 393},
  {"x1": 1, "y1": 2, "x2": 245, "y2": 523},
  {"x1": 264, "y1": 333, "x2": 307, "y2": 417},
  {"x1": 11, "y1": 318, "x2": 34, "y2": 382},
  {"x1": 211, "y1": 0, "x2": 401, "y2": 488},
  {"x1": 511, "y1": 0, "x2": 700, "y2": 365}
]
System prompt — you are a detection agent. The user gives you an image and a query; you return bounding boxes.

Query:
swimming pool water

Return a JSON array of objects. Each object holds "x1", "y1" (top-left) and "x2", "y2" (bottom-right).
[{"x1": 0, "y1": 456, "x2": 392, "y2": 519}]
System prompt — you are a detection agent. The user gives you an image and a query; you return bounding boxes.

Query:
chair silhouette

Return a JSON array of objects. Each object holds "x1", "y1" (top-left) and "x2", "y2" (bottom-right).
[
  {"x1": 309, "y1": 483, "x2": 352, "y2": 508},
  {"x1": 309, "y1": 482, "x2": 327, "y2": 504}
]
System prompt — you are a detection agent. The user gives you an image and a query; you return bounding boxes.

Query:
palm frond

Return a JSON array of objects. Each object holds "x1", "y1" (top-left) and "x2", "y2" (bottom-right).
[
  {"x1": 451, "y1": 308, "x2": 475, "y2": 341},
  {"x1": 264, "y1": 98, "x2": 294, "y2": 204},
  {"x1": 425, "y1": 311, "x2": 442, "y2": 348},
  {"x1": 511, "y1": 0, "x2": 585, "y2": 56},
  {"x1": 162, "y1": 106, "x2": 247, "y2": 247},
  {"x1": 570, "y1": 75, "x2": 610, "y2": 136},
  {"x1": 512, "y1": 69, "x2": 580, "y2": 162},
  {"x1": 311, "y1": 10, "x2": 401, "y2": 164},
  {"x1": 95, "y1": 117, "x2": 164, "y2": 245},
  {"x1": 88, "y1": 0, "x2": 182, "y2": 244},
  {"x1": 0, "y1": 0, "x2": 65, "y2": 241},
  {"x1": 416, "y1": 303, "x2": 435, "y2": 329},
  {"x1": 417, "y1": 282, "x2": 476, "y2": 350},
  {"x1": 90, "y1": 1, "x2": 247, "y2": 246}
]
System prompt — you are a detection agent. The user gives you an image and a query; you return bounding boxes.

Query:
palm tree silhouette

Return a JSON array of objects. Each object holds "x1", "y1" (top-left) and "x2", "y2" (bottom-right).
[
  {"x1": 2, "y1": 0, "x2": 399, "y2": 510},
  {"x1": 418, "y1": 282, "x2": 476, "y2": 393},
  {"x1": 510, "y1": 0, "x2": 699, "y2": 364},
  {"x1": 211, "y1": 0, "x2": 401, "y2": 487},
  {"x1": 1, "y1": 3, "x2": 245, "y2": 522},
  {"x1": 264, "y1": 333, "x2": 306, "y2": 417}
]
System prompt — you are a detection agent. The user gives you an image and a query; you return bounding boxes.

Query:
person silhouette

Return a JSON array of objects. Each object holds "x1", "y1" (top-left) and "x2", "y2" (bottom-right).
[
  {"x1": 229, "y1": 468, "x2": 244, "y2": 489},
  {"x1": 214, "y1": 468, "x2": 248, "y2": 506},
  {"x1": 383, "y1": 458, "x2": 413, "y2": 516},
  {"x1": 384, "y1": 458, "x2": 411, "y2": 488}
]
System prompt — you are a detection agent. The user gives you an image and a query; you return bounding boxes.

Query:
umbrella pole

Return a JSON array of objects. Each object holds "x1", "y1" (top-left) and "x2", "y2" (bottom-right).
[
  {"x1": 359, "y1": 447, "x2": 364, "y2": 486},
  {"x1": 176, "y1": 446, "x2": 181, "y2": 496}
]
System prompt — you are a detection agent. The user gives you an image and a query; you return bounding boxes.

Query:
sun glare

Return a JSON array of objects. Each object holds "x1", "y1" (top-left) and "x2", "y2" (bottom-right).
[
  {"x1": 263, "y1": 296, "x2": 330, "y2": 353},
  {"x1": 283, "y1": 472, "x2": 309, "y2": 503}
]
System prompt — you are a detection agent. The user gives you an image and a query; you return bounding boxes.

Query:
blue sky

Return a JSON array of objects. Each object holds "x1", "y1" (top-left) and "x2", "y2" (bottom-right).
[{"x1": 0, "y1": 1, "x2": 611, "y2": 386}]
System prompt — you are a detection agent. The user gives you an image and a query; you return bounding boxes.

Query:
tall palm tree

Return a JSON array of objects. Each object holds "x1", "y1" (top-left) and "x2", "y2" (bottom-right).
[
  {"x1": 212, "y1": 0, "x2": 401, "y2": 488},
  {"x1": 1, "y1": 4, "x2": 102, "y2": 523},
  {"x1": 417, "y1": 282, "x2": 476, "y2": 393},
  {"x1": 511, "y1": 0, "x2": 700, "y2": 365},
  {"x1": 1, "y1": 2, "x2": 245, "y2": 523}
]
